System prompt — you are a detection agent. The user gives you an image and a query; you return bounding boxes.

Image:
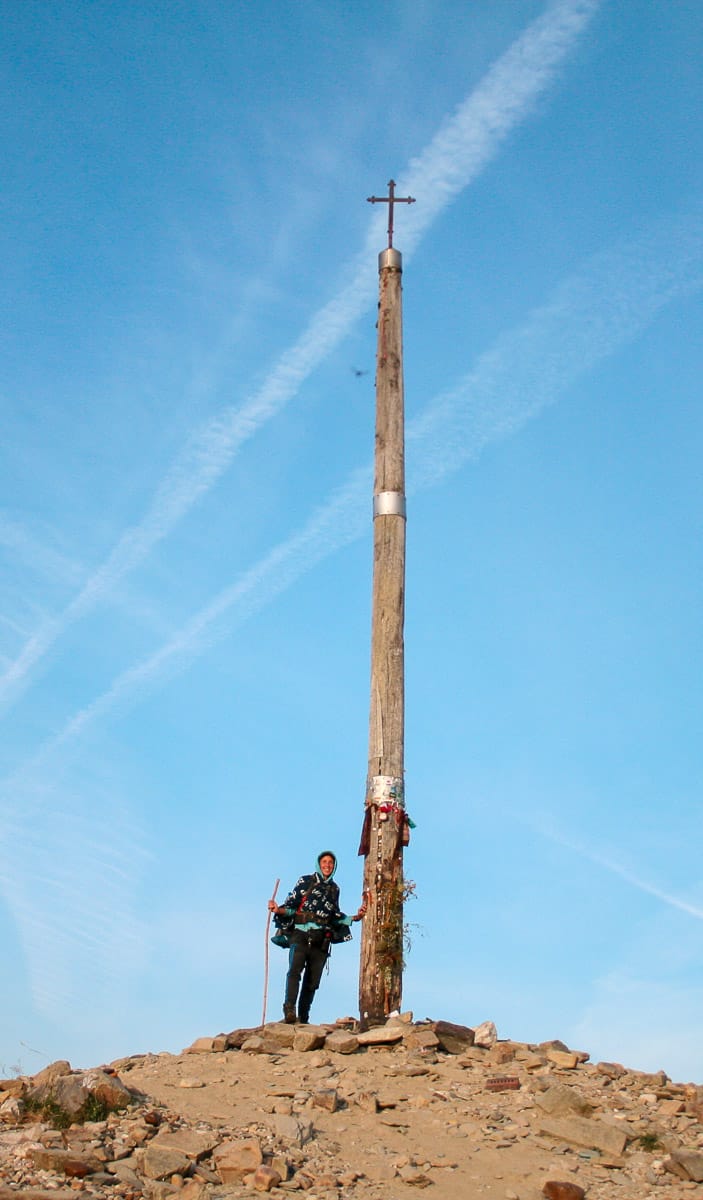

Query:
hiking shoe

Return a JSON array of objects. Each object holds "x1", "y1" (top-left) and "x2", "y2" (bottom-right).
[{"x1": 283, "y1": 1008, "x2": 297, "y2": 1024}]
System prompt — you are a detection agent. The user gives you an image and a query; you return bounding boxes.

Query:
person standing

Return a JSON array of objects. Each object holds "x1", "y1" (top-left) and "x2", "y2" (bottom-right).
[{"x1": 268, "y1": 850, "x2": 366, "y2": 1023}]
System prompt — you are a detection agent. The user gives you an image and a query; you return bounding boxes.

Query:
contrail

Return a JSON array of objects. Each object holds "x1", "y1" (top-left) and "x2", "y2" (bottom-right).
[
  {"x1": 0, "y1": 0, "x2": 599, "y2": 713},
  {"x1": 4, "y1": 466, "x2": 373, "y2": 772},
  {"x1": 398, "y1": 0, "x2": 600, "y2": 254},
  {"x1": 0, "y1": 786, "x2": 150, "y2": 1018},
  {"x1": 407, "y1": 202, "x2": 703, "y2": 488},
  {"x1": 538, "y1": 824, "x2": 703, "y2": 921},
  {"x1": 0, "y1": 514, "x2": 85, "y2": 590},
  {"x1": 8, "y1": 197, "x2": 702, "y2": 779}
]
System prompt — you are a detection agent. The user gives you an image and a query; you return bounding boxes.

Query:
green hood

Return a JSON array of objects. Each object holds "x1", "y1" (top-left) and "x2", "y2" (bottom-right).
[{"x1": 316, "y1": 850, "x2": 337, "y2": 879}]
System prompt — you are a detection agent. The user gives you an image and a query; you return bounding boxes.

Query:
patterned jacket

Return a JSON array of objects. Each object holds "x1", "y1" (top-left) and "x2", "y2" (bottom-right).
[{"x1": 281, "y1": 872, "x2": 351, "y2": 931}]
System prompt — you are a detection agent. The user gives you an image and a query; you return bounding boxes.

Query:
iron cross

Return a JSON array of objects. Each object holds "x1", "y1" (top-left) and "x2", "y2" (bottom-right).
[{"x1": 367, "y1": 179, "x2": 416, "y2": 249}]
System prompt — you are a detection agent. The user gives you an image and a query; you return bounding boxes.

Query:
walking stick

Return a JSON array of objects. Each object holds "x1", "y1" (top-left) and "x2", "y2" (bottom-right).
[{"x1": 262, "y1": 878, "x2": 280, "y2": 1027}]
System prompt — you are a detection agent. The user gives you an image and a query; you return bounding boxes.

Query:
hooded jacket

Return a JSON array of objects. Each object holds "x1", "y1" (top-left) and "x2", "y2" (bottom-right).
[{"x1": 280, "y1": 852, "x2": 353, "y2": 932}]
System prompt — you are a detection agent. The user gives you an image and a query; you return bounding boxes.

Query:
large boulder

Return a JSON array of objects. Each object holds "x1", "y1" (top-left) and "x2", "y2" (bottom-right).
[
  {"x1": 537, "y1": 1115, "x2": 628, "y2": 1157},
  {"x1": 27, "y1": 1147, "x2": 100, "y2": 1178},
  {"x1": 534, "y1": 1083, "x2": 594, "y2": 1118},
  {"x1": 666, "y1": 1150, "x2": 703, "y2": 1183},
  {"x1": 403, "y1": 1027, "x2": 440, "y2": 1052},
  {"x1": 325, "y1": 1030, "x2": 359, "y2": 1055},
  {"x1": 224, "y1": 1027, "x2": 259, "y2": 1049},
  {"x1": 260, "y1": 1024, "x2": 297, "y2": 1051},
  {"x1": 27, "y1": 1066, "x2": 136, "y2": 1121},
  {"x1": 31, "y1": 1061, "x2": 72, "y2": 1092},
  {"x1": 473, "y1": 1021, "x2": 498, "y2": 1048},
  {"x1": 431, "y1": 1020, "x2": 475, "y2": 1054},
  {"x1": 293, "y1": 1027, "x2": 326, "y2": 1052},
  {"x1": 55, "y1": 1069, "x2": 134, "y2": 1117},
  {"x1": 213, "y1": 1137, "x2": 263, "y2": 1183},
  {"x1": 357, "y1": 1026, "x2": 404, "y2": 1046}
]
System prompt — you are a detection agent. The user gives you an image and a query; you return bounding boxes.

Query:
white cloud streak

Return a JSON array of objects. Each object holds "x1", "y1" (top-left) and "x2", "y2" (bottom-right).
[
  {"x1": 407, "y1": 203, "x2": 703, "y2": 488},
  {"x1": 538, "y1": 823, "x2": 703, "y2": 921},
  {"x1": 398, "y1": 0, "x2": 600, "y2": 254},
  {"x1": 0, "y1": 0, "x2": 599, "y2": 713},
  {"x1": 0, "y1": 515, "x2": 85, "y2": 591},
  {"x1": 0, "y1": 783, "x2": 150, "y2": 1021}
]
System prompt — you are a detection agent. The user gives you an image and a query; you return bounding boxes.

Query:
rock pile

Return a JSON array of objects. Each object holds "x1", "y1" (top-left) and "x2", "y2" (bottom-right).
[{"x1": 1, "y1": 1014, "x2": 702, "y2": 1200}]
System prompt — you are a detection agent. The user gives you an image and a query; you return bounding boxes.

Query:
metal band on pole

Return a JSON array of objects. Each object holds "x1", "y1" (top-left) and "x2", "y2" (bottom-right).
[
  {"x1": 373, "y1": 491, "x2": 407, "y2": 519},
  {"x1": 379, "y1": 248, "x2": 402, "y2": 271}
]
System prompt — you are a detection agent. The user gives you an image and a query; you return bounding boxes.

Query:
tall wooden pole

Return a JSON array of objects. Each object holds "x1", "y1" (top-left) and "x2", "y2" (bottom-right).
[{"x1": 359, "y1": 181, "x2": 414, "y2": 1025}]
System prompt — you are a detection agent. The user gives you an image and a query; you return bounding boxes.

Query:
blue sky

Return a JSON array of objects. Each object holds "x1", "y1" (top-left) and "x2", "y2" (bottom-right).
[{"x1": 1, "y1": 0, "x2": 702, "y2": 1082}]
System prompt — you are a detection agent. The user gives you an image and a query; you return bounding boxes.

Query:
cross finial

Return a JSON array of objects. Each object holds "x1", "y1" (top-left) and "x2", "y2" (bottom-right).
[{"x1": 367, "y1": 179, "x2": 416, "y2": 248}]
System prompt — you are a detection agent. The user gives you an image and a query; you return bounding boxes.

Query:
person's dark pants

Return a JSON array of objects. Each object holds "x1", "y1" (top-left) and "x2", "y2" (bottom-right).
[{"x1": 285, "y1": 931, "x2": 329, "y2": 1021}]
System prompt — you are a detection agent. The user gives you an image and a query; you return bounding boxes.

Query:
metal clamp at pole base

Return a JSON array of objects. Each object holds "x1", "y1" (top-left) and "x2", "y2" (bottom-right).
[{"x1": 373, "y1": 491, "x2": 406, "y2": 519}]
